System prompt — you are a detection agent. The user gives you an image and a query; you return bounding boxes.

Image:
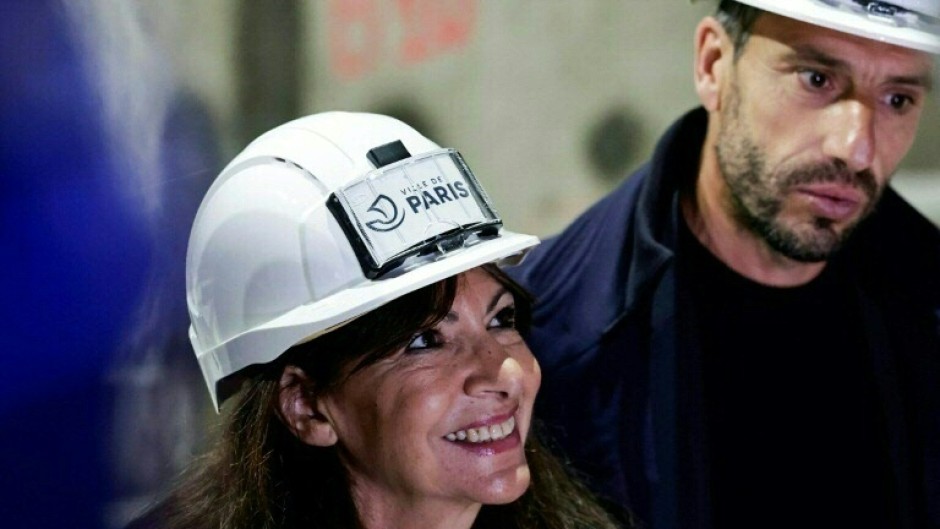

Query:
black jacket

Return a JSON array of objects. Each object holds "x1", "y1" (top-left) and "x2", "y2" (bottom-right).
[{"x1": 509, "y1": 108, "x2": 940, "y2": 529}]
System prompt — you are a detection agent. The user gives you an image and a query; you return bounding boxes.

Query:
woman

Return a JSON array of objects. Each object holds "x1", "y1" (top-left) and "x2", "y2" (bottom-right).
[{"x1": 134, "y1": 112, "x2": 625, "y2": 529}]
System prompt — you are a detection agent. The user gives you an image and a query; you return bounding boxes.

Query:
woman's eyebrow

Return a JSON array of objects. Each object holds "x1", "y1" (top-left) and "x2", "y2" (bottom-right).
[
  {"x1": 442, "y1": 287, "x2": 512, "y2": 322},
  {"x1": 488, "y1": 288, "x2": 511, "y2": 314}
]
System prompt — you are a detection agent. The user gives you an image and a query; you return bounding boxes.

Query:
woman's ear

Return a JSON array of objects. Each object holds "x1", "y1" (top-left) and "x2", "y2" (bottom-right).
[
  {"x1": 277, "y1": 365, "x2": 338, "y2": 447},
  {"x1": 694, "y1": 16, "x2": 732, "y2": 112}
]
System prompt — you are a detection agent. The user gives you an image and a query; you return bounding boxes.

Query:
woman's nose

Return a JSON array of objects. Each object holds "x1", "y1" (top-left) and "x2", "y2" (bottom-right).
[{"x1": 463, "y1": 336, "x2": 525, "y2": 400}]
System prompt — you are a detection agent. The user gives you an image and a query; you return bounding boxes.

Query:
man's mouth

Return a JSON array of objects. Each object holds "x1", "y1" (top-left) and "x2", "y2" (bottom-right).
[
  {"x1": 444, "y1": 416, "x2": 516, "y2": 444},
  {"x1": 795, "y1": 184, "x2": 865, "y2": 221}
]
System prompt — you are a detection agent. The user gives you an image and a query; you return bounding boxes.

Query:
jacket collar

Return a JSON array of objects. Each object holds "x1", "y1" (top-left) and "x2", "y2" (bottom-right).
[{"x1": 618, "y1": 107, "x2": 708, "y2": 322}]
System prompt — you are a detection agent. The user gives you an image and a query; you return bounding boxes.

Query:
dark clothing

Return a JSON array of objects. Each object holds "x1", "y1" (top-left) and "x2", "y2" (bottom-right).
[
  {"x1": 508, "y1": 108, "x2": 940, "y2": 529},
  {"x1": 683, "y1": 221, "x2": 897, "y2": 528}
]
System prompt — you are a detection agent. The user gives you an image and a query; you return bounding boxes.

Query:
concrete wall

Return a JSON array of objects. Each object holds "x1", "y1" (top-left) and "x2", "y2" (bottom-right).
[{"x1": 160, "y1": 0, "x2": 939, "y2": 231}]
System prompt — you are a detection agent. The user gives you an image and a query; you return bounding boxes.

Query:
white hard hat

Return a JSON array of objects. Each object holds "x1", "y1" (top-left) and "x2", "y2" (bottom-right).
[
  {"x1": 186, "y1": 112, "x2": 539, "y2": 410},
  {"x1": 715, "y1": 0, "x2": 940, "y2": 54}
]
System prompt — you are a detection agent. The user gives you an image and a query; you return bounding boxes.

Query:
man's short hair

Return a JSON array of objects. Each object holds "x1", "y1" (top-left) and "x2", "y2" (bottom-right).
[{"x1": 715, "y1": 0, "x2": 764, "y2": 59}]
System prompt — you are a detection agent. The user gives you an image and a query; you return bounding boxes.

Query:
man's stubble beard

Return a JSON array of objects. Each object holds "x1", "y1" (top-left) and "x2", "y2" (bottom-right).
[{"x1": 713, "y1": 80, "x2": 881, "y2": 263}]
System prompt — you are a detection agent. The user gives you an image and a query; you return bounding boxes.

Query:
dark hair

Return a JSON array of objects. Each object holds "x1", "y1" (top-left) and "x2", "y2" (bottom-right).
[
  {"x1": 715, "y1": 0, "x2": 764, "y2": 60},
  {"x1": 129, "y1": 264, "x2": 626, "y2": 529}
]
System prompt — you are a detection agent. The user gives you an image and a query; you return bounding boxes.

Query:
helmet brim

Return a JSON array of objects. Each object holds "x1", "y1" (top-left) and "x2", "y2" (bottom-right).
[
  {"x1": 736, "y1": 0, "x2": 940, "y2": 54},
  {"x1": 194, "y1": 230, "x2": 539, "y2": 410}
]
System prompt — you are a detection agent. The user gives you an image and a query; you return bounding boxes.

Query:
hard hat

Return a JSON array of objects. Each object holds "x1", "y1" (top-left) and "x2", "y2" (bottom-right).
[
  {"x1": 709, "y1": 0, "x2": 940, "y2": 54},
  {"x1": 186, "y1": 112, "x2": 539, "y2": 410}
]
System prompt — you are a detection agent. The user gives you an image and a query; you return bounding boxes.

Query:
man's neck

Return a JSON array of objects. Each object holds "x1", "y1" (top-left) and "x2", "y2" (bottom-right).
[{"x1": 683, "y1": 145, "x2": 826, "y2": 288}]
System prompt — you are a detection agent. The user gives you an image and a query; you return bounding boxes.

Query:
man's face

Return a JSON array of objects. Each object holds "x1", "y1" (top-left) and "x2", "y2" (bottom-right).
[{"x1": 714, "y1": 13, "x2": 933, "y2": 262}]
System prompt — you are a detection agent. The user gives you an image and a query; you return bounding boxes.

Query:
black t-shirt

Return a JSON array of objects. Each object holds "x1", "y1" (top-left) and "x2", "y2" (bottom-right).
[{"x1": 679, "y1": 222, "x2": 898, "y2": 528}]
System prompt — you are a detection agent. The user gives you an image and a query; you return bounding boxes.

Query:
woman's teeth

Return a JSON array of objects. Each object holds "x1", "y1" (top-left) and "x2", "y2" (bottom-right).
[{"x1": 446, "y1": 416, "x2": 515, "y2": 443}]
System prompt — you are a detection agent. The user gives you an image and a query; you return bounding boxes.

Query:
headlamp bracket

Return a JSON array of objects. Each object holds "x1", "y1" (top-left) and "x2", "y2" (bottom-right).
[{"x1": 327, "y1": 149, "x2": 504, "y2": 279}]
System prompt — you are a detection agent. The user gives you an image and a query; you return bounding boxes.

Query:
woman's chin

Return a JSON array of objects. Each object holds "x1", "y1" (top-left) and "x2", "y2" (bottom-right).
[{"x1": 477, "y1": 464, "x2": 532, "y2": 505}]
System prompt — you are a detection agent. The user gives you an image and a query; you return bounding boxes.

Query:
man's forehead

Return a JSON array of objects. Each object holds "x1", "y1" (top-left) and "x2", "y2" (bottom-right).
[{"x1": 747, "y1": 12, "x2": 935, "y2": 78}]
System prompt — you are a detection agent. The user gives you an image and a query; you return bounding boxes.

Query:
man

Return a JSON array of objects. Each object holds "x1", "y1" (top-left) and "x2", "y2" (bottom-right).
[{"x1": 509, "y1": 1, "x2": 940, "y2": 528}]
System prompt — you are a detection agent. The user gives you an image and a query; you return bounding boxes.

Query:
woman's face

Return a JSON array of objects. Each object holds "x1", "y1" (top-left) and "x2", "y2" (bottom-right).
[{"x1": 320, "y1": 267, "x2": 541, "y2": 518}]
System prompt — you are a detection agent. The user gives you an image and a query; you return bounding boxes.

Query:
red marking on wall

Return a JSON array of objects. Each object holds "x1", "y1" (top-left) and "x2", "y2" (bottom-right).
[
  {"x1": 328, "y1": 0, "x2": 384, "y2": 80},
  {"x1": 329, "y1": 0, "x2": 477, "y2": 81}
]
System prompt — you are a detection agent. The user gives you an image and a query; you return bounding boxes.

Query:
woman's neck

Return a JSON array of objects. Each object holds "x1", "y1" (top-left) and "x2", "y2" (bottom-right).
[{"x1": 352, "y1": 486, "x2": 482, "y2": 529}]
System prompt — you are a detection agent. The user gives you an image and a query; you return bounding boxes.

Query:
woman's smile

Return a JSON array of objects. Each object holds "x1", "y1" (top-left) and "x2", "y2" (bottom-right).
[{"x1": 445, "y1": 413, "x2": 516, "y2": 443}]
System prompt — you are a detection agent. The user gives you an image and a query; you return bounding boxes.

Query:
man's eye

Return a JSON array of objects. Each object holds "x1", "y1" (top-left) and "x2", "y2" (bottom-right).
[
  {"x1": 488, "y1": 306, "x2": 518, "y2": 330},
  {"x1": 798, "y1": 69, "x2": 831, "y2": 90},
  {"x1": 406, "y1": 330, "x2": 442, "y2": 352},
  {"x1": 886, "y1": 93, "x2": 915, "y2": 112}
]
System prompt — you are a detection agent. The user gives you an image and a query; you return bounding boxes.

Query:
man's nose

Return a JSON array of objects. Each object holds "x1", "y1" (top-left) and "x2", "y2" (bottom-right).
[
  {"x1": 822, "y1": 99, "x2": 876, "y2": 173},
  {"x1": 463, "y1": 335, "x2": 524, "y2": 400}
]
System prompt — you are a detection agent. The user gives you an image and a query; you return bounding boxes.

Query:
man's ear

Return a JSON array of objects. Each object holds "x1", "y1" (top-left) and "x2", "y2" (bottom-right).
[
  {"x1": 277, "y1": 365, "x2": 338, "y2": 447},
  {"x1": 694, "y1": 16, "x2": 732, "y2": 112}
]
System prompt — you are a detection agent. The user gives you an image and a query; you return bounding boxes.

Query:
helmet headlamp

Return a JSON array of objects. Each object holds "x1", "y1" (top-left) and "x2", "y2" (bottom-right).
[{"x1": 328, "y1": 148, "x2": 502, "y2": 279}]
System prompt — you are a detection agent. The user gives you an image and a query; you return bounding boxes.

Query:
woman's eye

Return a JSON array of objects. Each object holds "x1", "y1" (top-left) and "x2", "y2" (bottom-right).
[
  {"x1": 406, "y1": 330, "x2": 442, "y2": 352},
  {"x1": 798, "y1": 69, "x2": 831, "y2": 91},
  {"x1": 488, "y1": 306, "x2": 518, "y2": 330}
]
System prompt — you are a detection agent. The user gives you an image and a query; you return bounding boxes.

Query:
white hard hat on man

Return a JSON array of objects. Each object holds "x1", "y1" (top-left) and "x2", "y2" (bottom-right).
[{"x1": 694, "y1": 0, "x2": 940, "y2": 53}]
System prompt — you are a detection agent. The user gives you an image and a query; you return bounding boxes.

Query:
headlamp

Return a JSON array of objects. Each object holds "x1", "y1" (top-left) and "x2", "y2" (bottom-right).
[
  {"x1": 328, "y1": 148, "x2": 502, "y2": 278},
  {"x1": 692, "y1": 0, "x2": 940, "y2": 53},
  {"x1": 825, "y1": 0, "x2": 940, "y2": 28}
]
